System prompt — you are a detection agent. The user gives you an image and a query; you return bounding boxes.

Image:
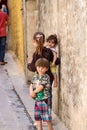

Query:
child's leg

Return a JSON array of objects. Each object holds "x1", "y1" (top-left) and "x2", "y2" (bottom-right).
[
  {"x1": 36, "y1": 120, "x2": 43, "y2": 130},
  {"x1": 53, "y1": 73, "x2": 58, "y2": 87},
  {"x1": 46, "y1": 121, "x2": 54, "y2": 130}
]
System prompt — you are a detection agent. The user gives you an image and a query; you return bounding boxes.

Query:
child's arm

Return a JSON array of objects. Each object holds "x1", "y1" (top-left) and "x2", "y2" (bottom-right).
[
  {"x1": 34, "y1": 85, "x2": 44, "y2": 94},
  {"x1": 29, "y1": 84, "x2": 36, "y2": 98},
  {"x1": 44, "y1": 42, "x2": 48, "y2": 47},
  {"x1": 51, "y1": 51, "x2": 57, "y2": 66}
]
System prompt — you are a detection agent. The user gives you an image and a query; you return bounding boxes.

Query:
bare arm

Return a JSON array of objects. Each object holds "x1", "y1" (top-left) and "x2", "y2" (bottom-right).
[
  {"x1": 52, "y1": 51, "x2": 57, "y2": 66},
  {"x1": 34, "y1": 85, "x2": 44, "y2": 93},
  {"x1": 29, "y1": 84, "x2": 36, "y2": 98}
]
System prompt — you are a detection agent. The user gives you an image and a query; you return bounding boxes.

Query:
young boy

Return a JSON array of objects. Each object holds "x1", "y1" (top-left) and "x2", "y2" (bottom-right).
[{"x1": 29, "y1": 58, "x2": 54, "y2": 130}]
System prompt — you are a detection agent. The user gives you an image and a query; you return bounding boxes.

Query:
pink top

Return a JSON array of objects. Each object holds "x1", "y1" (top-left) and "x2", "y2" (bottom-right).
[{"x1": 0, "y1": 11, "x2": 9, "y2": 37}]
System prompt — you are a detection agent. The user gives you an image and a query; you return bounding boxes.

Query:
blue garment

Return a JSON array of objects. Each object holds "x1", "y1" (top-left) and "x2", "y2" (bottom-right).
[
  {"x1": 0, "y1": 36, "x2": 6, "y2": 62},
  {"x1": 3, "y1": 8, "x2": 7, "y2": 13}
]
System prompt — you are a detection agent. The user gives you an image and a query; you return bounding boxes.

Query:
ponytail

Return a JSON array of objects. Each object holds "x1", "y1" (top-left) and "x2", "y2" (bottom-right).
[{"x1": 33, "y1": 32, "x2": 45, "y2": 55}]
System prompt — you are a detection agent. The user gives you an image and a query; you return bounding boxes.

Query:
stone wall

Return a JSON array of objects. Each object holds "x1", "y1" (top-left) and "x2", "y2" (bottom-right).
[
  {"x1": 37, "y1": 0, "x2": 59, "y2": 35},
  {"x1": 58, "y1": 1, "x2": 87, "y2": 130},
  {"x1": 25, "y1": 0, "x2": 38, "y2": 80},
  {"x1": 36, "y1": 0, "x2": 87, "y2": 130},
  {"x1": 8, "y1": 0, "x2": 24, "y2": 66}
]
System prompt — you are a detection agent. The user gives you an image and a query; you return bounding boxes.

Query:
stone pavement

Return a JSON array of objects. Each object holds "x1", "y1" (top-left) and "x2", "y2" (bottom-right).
[
  {"x1": 0, "y1": 85, "x2": 19, "y2": 130},
  {"x1": 1, "y1": 51, "x2": 68, "y2": 130}
]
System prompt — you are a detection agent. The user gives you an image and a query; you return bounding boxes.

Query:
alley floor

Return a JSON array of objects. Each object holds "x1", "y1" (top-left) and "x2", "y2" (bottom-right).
[
  {"x1": 0, "y1": 51, "x2": 68, "y2": 130},
  {"x1": 0, "y1": 52, "x2": 36, "y2": 130}
]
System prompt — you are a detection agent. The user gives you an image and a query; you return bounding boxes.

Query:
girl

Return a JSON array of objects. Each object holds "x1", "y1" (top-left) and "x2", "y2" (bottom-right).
[{"x1": 46, "y1": 34, "x2": 59, "y2": 88}]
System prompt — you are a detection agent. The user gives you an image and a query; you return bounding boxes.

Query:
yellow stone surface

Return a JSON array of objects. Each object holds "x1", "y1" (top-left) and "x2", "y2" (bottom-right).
[{"x1": 8, "y1": 0, "x2": 24, "y2": 66}]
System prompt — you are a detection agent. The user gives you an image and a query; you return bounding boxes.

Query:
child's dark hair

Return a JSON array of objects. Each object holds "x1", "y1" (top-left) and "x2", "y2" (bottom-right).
[
  {"x1": 46, "y1": 34, "x2": 58, "y2": 46},
  {"x1": 33, "y1": 32, "x2": 45, "y2": 55},
  {"x1": 35, "y1": 58, "x2": 49, "y2": 69},
  {"x1": 0, "y1": 2, "x2": 2, "y2": 9}
]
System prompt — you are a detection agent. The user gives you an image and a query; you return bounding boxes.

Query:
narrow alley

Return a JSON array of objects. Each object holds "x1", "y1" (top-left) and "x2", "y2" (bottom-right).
[{"x1": 0, "y1": 0, "x2": 87, "y2": 130}]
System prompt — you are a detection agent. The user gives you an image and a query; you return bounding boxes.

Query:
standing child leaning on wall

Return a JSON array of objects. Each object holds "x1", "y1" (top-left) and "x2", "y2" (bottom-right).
[{"x1": 45, "y1": 34, "x2": 59, "y2": 88}]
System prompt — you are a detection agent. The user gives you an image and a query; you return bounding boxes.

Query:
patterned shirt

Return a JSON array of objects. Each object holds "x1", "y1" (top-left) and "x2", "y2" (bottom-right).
[{"x1": 31, "y1": 72, "x2": 50, "y2": 101}]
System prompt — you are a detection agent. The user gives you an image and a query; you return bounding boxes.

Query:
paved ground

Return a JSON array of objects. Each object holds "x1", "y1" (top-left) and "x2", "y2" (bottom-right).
[
  {"x1": 0, "y1": 53, "x2": 36, "y2": 130},
  {"x1": 0, "y1": 51, "x2": 68, "y2": 130}
]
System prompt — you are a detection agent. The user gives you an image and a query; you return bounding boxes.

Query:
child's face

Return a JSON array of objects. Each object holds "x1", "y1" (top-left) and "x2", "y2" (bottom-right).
[
  {"x1": 36, "y1": 66, "x2": 48, "y2": 76},
  {"x1": 47, "y1": 40, "x2": 55, "y2": 48}
]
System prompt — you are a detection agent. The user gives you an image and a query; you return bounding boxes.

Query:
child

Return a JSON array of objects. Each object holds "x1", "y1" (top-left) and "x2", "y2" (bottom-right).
[
  {"x1": 29, "y1": 58, "x2": 54, "y2": 130},
  {"x1": 46, "y1": 34, "x2": 59, "y2": 88}
]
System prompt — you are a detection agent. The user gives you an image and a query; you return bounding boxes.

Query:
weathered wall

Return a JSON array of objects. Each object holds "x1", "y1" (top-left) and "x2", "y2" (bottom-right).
[
  {"x1": 36, "y1": 0, "x2": 87, "y2": 130},
  {"x1": 8, "y1": 0, "x2": 24, "y2": 66},
  {"x1": 58, "y1": 1, "x2": 87, "y2": 130},
  {"x1": 25, "y1": 0, "x2": 38, "y2": 80},
  {"x1": 37, "y1": 0, "x2": 59, "y2": 35}
]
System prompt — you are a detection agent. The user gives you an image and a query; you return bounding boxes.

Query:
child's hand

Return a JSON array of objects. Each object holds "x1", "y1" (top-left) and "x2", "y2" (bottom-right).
[
  {"x1": 51, "y1": 62, "x2": 55, "y2": 67},
  {"x1": 28, "y1": 58, "x2": 33, "y2": 63},
  {"x1": 30, "y1": 91, "x2": 36, "y2": 98},
  {"x1": 44, "y1": 42, "x2": 48, "y2": 47}
]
